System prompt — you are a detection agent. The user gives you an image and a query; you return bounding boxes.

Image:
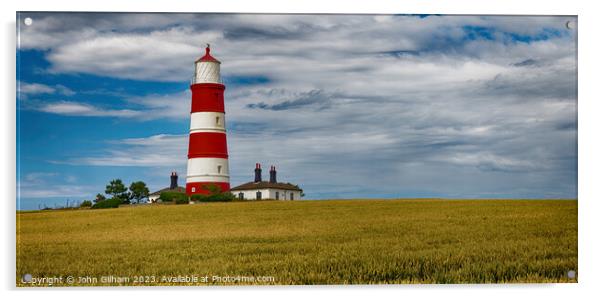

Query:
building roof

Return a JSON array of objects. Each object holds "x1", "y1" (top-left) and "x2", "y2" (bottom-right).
[
  {"x1": 149, "y1": 186, "x2": 186, "y2": 196},
  {"x1": 230, "y1": 181, "x2": 303, "y2": 192},
  {"x1": 195, "y1": 45, "x2": 220, "y2": 63}
]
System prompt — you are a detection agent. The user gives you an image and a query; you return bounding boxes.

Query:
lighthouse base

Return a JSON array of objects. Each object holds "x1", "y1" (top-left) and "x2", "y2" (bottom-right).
[{"x1": 186, "y1": 182, "x2": 230, "y2": 196}]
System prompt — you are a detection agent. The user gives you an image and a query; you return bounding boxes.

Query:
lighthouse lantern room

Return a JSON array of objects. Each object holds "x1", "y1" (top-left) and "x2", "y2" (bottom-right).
[{"x1": 186, "y1": 45, "x2": 230, "y2": 195}]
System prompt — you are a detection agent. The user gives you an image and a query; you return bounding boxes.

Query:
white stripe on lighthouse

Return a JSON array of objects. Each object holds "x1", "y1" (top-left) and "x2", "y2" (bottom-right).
[
  {"x1": 189, "y1": 112, "x2": 226, "y2": 133},
  {"x1": 186, "y1": 175, "x2": 230, "y2": 183},
  {"x1": 186, "y1": 157, "x2": 230, "y2": 183}
]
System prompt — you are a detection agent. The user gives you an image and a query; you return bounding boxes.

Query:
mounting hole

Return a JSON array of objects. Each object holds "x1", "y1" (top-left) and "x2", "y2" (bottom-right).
[
  {"x1": 568, "y1": 270, "x2": 576, "y2": 279},
  {"x1": 566, "y1": 20, "x2": 575, "y2": 30},
  {"x1": 24, "y1": 17, "x2": 33, "y2": 26},
  {"x1": 22, "y1": 273, "x2": 32, "y2": 282}
]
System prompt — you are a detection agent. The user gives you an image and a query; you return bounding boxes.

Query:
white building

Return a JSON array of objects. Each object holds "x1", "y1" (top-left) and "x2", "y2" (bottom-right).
[
  {"x1": 148, "y1": 172, "x2": 185, "y2": 203},
  {"x1": 230, "y1": 164, "x2": 303, "y2": 201}
]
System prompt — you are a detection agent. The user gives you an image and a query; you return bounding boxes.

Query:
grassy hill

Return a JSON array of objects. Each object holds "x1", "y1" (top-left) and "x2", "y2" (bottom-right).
[{"x1": 16, "y1": 199, "x2": 577, "y2": 286}]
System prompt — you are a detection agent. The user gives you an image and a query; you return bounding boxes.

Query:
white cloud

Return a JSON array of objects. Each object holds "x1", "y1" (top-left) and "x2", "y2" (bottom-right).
[
  {"x1": 45, "y1": 27, "x2": 222, "y2": 81},
  {"x1": 432, "y1": 152, "x2": 541, "y2": 172},
  {"x1": 18, "y1": 185, "x2": 91, "y2": 199},
  {"x1": 18, "y1": 81, "x2": 75, "y2": 97},
  {"x1": 68, "y1": 134, "x2": 187, "y2": 167},
  {"x1": 18, "y1": 172, "x2": 93, "y2": 199},
  {"x1": 23, "y1": 172, "x2": 58, "y2": 183},
  {"x1": 32, "y1": 90, "x2": 190, "y2": 120},
  {"x1": 39, "y1": 101, "x2": 142, "y2": 117},
  {"x1": 55, "y1": 85, "x2": 76, "y2": 96},
  {"x1": 19, "y1": 82, "x2": 55, "y2": 94},
  {"x1": 124, "y1": 90, "x2": 190, "y2": 120}
]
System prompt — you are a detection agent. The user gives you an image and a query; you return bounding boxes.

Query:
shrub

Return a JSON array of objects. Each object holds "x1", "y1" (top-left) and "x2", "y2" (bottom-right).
[
  {"x1": 91, "y1": 198, "x2": 123, "y2": 209},
  {"x1": 175, "y1": 196, "x2": 189, "y2": 205},
  {"x1": 159, "y1": 192, "x2": 188, "y2": 204},
  {"x1": 80, "y1": 200, "x2": 93, "y2": 208},
  {"x1": 190, "y1": 194, "x2": 204, "y2": 202},
  {"x1": 191, "y1": 192, "x2": 236, "y2": 202},
  {"x1": 202, "y1": 183, "x2": 223, "y2": 194},
  {"x1": 158, "y1": 191, "x2": 177, "y2": 202}
]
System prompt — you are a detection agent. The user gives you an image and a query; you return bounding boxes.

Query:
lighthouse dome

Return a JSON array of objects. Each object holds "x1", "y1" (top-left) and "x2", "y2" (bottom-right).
[
  {"x1": 195, "y1": 45, "x2": 221, "y2": 63},
  {"x1": 192, "y1": 45, "x2": 222, "y2": 84}
]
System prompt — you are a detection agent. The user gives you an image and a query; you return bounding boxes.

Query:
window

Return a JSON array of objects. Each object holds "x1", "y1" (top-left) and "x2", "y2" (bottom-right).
[
  {"x1": 256, "y1": 191, "x2": 262, "y2": 200},
  {"x1": 238, "y1": 192, "x2": 244, "y2": 200},
  {"x1": 290, "y1": 193, "x2": 294, "y2": 200},
  {"x1": 217, "y1": 165, "x2": 222, "y2": 174},
  {"x1": 191, "y1": 187, "x2": 196, "y2": 193},
  {"x1": 276, "y1": 191, "x2": 279, "y2": 200},
  {"x1": 216, "y1": 116, "x2": 220, "y2": 126}
]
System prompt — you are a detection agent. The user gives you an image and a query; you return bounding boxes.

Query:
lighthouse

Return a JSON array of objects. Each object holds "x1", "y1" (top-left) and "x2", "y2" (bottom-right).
[{"x1": 186, "y1": 45, "x2": 230, "y2": 195}]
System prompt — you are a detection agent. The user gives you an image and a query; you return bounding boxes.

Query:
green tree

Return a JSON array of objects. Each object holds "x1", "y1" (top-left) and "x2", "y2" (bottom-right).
[
  {"x1": 105, "y1": 179, "x2": 130, "y2": 204},
  {"x1": 129, "y1": 181, "x2": 149, "y2": 204},
  {"x1": 94, "y1": 193, "x2": 106, "y2": 203},
  {"x1": 80, "y1": 200, "x2": 93, "y2": 208}
]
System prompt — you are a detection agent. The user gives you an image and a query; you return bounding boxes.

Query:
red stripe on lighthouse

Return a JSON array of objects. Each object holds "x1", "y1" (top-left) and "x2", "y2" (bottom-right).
[
  {"x1": 186, "y1": 182, "x2": 230, "y2": 195},
  {"x1": 190, "y1": 83, "x2": 225, "y2": 113},
  {"x1": 188, "y1": 132, "x2": 228, "y2": 159}
]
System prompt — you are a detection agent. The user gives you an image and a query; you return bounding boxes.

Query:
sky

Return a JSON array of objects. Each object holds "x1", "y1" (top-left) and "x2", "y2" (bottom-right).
[{"x1": 16, "y1": 13, "x2": 577, "y2": 210}]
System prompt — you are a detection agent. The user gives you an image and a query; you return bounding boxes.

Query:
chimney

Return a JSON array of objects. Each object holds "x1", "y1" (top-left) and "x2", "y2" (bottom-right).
[
  {"x1": 269, "y1": 165, "x2": 277, "y2": 183},
  {"x1": 170, "y1": 171, "x2": 178, "y2": 189},
  {"x1": 254, "y1": 163, "x2": 262, "y2": 182}
]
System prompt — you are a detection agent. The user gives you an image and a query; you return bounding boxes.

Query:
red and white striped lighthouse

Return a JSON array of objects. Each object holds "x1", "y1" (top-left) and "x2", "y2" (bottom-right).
[{"x1": 186, "y1": 45, "x2": 230, "y2": 195}]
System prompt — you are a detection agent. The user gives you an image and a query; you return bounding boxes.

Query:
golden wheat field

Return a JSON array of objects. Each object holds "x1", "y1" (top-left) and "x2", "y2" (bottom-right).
[{"x1": 16, "y1": 199, "x2": 577, "y2": 286}]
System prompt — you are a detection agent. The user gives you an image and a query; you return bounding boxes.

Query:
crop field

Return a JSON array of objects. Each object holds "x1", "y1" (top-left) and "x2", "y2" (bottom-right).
[{"x1": 16, "y1": 199, "x2": 577, "y2": 286}]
